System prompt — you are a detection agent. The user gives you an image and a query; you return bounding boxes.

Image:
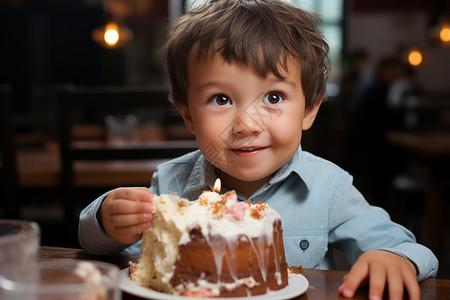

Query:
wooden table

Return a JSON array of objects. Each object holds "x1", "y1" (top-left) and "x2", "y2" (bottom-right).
[
  {"x1": 385, "y1": 131, "x2": 450, "y2": 260},
  {"x1": 39, "y1": 246, "x2": 450, "y2": 300}
]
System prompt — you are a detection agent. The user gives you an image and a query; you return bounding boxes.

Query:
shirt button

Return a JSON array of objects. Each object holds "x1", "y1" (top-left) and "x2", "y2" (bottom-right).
[{"x1": 299, "y1": 239, "x2": 309, "y2": 251}]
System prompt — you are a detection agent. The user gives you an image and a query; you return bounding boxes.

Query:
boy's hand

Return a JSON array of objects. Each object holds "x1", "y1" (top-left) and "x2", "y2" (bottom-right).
[
  {"x1": 100, "y1": 187, "x2": 153, "y2": 245},
  {"x1": 338, "y1": 250, "x2": 419, "y2": 300}
]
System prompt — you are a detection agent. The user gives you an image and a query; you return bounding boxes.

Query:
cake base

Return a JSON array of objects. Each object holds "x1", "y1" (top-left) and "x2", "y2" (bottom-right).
[{"x1": 170, "y1": 220, "x2": 288, "y2": 297}]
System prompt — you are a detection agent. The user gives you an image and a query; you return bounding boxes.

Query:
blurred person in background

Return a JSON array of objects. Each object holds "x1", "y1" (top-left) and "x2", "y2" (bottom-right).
[{"x1": 345, "y1": 55, "x2": 415, "y2": 207}]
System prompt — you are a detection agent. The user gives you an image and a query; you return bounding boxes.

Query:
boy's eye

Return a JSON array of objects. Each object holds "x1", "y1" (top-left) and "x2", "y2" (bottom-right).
[
  {"x1": 210, "y1": 94, "x2": 232, "y2": 106},
  {"x1": 263, "y1": 92, "x2": 284, "y2": 105}
]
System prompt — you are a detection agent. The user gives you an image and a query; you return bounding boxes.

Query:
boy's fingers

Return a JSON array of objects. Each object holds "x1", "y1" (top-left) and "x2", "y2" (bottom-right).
[
  {"x1": 117, "y1": 221, "x2": 152, "y2": 236},
  {"x1": 398, "y1": 264, "x2": 420, "y2": 300},
  {"x1": 339, "y1": 253, "x2": 420, "y2": 300},
  {"x1": 134, "y1": 187, "x2": 153, "y2": 202},
  {"x1": 339, "y1": 262, "x2": 369, "y2": 298},
  {"x1": 111, "y1": 187, "x2": 152, "y2": 203},
  {"x1": 108, "y1": 212, "x2": 153, "y2": 226},
  {"x1": 111, "y1": 221, "x2": 152, "y2": 244},
  {"x1": 369, "y1": 263, "x2": 387, "y2": 300},
  {"x1": 386, "y1": 268, "x2": 404, "y2": 300},
  {"x1": 106, "y1": 199, "x2": 152, "y2": 214},
  {"x1": 402, "y1": 259, "x2": 420, "y2": 300},
  {"x1": 404, "y1": 273, "x2": 420, "y2": 300}
]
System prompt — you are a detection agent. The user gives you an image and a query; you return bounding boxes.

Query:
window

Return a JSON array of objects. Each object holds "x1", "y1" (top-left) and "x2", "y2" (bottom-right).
[
  {"x1": 287, "y1": 0, "x2": 343, "y2": 96},
  {"x1": 185, "y1": 0, "x2": 344, "y2": 96}
]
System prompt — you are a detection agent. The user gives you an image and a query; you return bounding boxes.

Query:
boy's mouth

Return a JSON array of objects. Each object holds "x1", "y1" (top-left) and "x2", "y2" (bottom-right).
[{"x1": 231, "y1": 146, "x2": 267, "y2": 155}]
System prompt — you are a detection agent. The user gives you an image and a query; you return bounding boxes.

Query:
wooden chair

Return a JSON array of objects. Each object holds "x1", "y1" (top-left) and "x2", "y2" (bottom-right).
[
  {"x1": 57, "y1": 85, "x2": 197, "y2": 244},
  {"x1": 0, "y1": 84, "x2": 19, "y2": 218}
]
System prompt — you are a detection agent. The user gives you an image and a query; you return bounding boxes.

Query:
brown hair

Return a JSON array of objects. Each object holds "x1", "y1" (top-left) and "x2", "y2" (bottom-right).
[{"x1": 162, "y1": 0, "x2": 330, "y2": 111}]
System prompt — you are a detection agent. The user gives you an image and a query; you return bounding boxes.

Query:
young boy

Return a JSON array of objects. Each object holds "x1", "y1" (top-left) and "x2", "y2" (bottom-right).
[{"x1": 79, "y1": 1, "x2": 438, "y2": 299}]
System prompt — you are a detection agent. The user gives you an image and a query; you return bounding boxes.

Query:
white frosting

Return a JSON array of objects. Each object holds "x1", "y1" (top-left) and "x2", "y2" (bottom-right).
[{"x1": 174, "y1": 191, "x2": 280, "y2": 243}]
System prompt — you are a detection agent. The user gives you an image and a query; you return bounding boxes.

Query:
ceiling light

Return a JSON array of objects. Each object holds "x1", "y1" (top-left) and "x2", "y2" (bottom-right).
[{"x1": 92, "y1": 21, "x2": 133, "y2": 49}]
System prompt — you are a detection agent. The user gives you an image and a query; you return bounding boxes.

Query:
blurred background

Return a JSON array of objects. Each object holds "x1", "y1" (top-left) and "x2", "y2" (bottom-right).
[{"x1": 0, "y1": 0, "x2": 449, "y2": 278}]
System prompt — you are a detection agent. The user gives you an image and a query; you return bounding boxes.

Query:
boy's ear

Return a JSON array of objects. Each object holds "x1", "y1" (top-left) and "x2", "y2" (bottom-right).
[
  {"x1": 302, "y1": 100, "x2": 322, "y2": 130},
  {"x1": 177, "y1": 106, "x2": 196, "y2": 134}
]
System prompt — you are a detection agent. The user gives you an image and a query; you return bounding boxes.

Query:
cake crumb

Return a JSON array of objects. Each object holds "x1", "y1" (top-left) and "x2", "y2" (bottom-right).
[
  {"x1": 288, "y1": 265, "x2": 304, "y2": 274},
  {"x1": 250, "y1": 209, "x2": 261, "y2": 219}
]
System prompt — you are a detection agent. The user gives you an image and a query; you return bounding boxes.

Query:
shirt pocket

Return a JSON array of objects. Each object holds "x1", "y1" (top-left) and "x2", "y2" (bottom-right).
[{"x1": 284, "y1": 233, "x2": 328, "y2": 268}]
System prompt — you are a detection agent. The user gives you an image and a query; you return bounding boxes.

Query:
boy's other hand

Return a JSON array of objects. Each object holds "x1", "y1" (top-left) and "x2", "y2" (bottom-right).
[
  {"x1": 101, "y1": 187, "x2": 153, "y2": 245},
  {"x1": 338, "y1": 250, "x2": 419, "y2": 300}
]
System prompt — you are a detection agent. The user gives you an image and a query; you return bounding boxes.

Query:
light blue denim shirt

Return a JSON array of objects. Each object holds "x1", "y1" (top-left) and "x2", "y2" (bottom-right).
[{"x1": 79, "y1": 147, "x2": 438, "y2": 281}]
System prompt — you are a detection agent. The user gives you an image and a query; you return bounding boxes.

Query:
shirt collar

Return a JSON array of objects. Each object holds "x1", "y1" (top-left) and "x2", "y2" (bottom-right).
[
  {"x1": 270, "y1": 145, "x2": 311, "y2": 189},
  {"x1": 183, "y1": 155, "x2": 217, "y2": 199},
  {"x1": 182, "y1": 146, "x2": 311, "y2": 200},
  {"x1": 250, "y1": 146, "x2": 311, "y2": 201}
]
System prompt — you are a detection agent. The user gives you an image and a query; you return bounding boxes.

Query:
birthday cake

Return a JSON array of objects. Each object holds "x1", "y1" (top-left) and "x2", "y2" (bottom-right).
[{"x1": 129, "y1": 184, "x2": 288, "y2": 297}]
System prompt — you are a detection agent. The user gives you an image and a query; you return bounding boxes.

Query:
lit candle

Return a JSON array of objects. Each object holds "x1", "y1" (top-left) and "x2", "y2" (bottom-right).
[{"x1": 213, "y1": 178, "x2": 221, "y2": 193}]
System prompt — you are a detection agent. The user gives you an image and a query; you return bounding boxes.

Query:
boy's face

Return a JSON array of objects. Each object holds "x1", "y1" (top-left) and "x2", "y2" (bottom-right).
[{"x1": 178, "y1": 51, "x2": 320, "y2": 192}]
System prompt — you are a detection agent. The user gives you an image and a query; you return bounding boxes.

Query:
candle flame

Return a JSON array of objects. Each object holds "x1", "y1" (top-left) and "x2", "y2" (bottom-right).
[{"x1": 214, "y1": 178, "x2": 221, "y2": 193}]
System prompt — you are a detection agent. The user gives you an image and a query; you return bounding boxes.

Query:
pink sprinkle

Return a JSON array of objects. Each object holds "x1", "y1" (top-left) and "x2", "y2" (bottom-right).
[
  {"x1": 228, "y1": 201, "x2": 247, "y2": 220},
  {"x1": 225, "y1": 190, "x2": 238, "y2": 203}
]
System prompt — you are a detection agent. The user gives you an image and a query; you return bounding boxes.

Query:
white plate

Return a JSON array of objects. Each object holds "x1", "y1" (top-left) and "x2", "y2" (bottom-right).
[{"x1": 119, "y1": 268, "x2": 308, "y2": 300}]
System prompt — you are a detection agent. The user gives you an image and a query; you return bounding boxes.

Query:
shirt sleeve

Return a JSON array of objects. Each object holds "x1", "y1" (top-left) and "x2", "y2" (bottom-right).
[{"x1": 328, "y1": 174, "x2": 438, "y2": 281}]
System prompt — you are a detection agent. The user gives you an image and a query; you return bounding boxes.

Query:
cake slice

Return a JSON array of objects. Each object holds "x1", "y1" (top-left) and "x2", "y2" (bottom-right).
[{"x1": 130, "y1": 190, "x2": 288, "y2": 297}]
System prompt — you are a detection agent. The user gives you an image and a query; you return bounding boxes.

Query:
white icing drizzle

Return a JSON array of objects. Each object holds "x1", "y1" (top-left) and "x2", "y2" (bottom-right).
[
  {"x1": 223, "y1": 236, "x2": 239, "y2": 282},
  {"x1": 275, "y1": 272, "x2": 281, "y2": 285},
  {"x1": 204, "y1": 234, "x2": 226, "y2": 283},
  {"x1": 272, "y1": 222, "x2": 283, "y2": 285}
]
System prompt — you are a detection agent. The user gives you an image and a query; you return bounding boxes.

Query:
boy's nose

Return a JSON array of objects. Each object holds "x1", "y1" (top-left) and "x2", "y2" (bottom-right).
[{"x1": 231, "y1": 109, "x2": 263, "y2": 136}]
